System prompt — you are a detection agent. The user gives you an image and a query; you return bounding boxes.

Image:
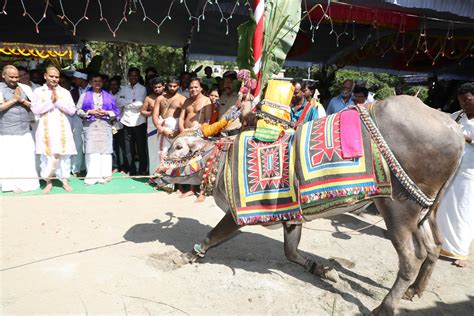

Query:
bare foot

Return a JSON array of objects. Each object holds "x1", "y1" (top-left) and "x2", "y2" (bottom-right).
[
  {"x1": 453, "y1": 259, "x2": 468, "y2": 268},
  {"x1": 62, "y1": 182, "x2": 73, "y2": 192},
  {"x1": 179, "y1": 191, "x2": 195, "y2": 199},
  {"x1": 195, "y1": 194, "x2": 206, "y2": 203},
  {"x1": 176, "y1": 189, "x2": 183, "y2": 195},
  {"x1": 42, "y1": 182, "x2": 53, "y2": 194}
]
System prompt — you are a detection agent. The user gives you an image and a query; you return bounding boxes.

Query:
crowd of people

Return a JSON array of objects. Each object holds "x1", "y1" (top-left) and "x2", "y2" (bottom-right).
[
  {"x1": 0, "y1": 64, "x2": 472, "y2": 267},
  {"x1": 0, "y1": 64, "x2": 333, "y2": 196}
]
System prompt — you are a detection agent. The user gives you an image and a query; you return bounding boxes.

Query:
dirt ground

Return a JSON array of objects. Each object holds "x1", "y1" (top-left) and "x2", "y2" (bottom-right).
[{"x1": 1, "y1": 193, "x2": 473, "y2": 315}]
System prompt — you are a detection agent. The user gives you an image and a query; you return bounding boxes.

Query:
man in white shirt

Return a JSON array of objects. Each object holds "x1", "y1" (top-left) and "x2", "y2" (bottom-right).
[
  {"x1": 109, "y1": 76, "x2": 128, "y2": 174},
  {"x1": 178, "y1": 71, "x2": 191, "y2": 98},
  {"x1": 70, "y1": 71, "x2": 89, "y2": 176},
  {"x1": 17, "y1": 66, "x2": 41, "y2": 174},
  {"x1": 120, "y1": 67, "x2": 147, "y2": 175}
]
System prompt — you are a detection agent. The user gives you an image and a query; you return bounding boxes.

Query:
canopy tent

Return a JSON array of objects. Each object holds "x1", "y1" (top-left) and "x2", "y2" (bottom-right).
[{"x1": 0, "y1": 0, "x2": 473, "y2": 78}]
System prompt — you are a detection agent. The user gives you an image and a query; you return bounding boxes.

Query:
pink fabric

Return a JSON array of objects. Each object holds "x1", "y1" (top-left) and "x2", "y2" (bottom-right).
[{"x1": 340, "y1": 109, "x2": 363, "y2": 159}]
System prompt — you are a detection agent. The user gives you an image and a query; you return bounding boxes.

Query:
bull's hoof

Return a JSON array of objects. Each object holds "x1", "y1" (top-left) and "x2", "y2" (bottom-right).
[
  {"x1": 324, "y1": 268, "x2": 341, "y2": 283},
  {"x1": 172, "y1": 252, "x2": 198, "y2": 265},
  {"x1": 172, "y1": 253, "x2": 191, "y2": 266},
  {"x1": 402, "y1": 287, "x2": 421, "y2": 301},
  {"x1": 307, "y1": 261, "x2": 340, "y2": 283},
  {"x1": 172, "y1": 244, "x2": 206, "y2": 265}
]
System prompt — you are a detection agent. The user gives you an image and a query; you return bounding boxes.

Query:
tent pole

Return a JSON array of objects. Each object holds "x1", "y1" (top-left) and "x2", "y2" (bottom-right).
[
  {"x1": 81, "y1": 41, "x2": 88, "y2": 69},
  {"x1": 183, "y1": 44, "x2": 188, "y2": 72}
]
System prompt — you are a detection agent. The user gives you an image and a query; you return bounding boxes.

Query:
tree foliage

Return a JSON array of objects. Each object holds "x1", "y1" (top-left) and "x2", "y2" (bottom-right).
[
  {"x1": 88, "y1": 42, "x2": 184, "y2": 80},
  {"x1": 283, "y1": 65, "x2": 429, "y2": 104}
]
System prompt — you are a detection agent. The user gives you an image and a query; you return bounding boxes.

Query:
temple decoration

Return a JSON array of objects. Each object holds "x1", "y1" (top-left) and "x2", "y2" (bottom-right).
[{"x1": 0, "y1": 42, "x2": 74, "y2": 59}]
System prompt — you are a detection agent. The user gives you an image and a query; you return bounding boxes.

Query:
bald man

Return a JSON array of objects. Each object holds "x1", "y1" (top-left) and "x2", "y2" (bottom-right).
[{"x1": 0, "y1": 65, "x2": 39, "y2": 193}]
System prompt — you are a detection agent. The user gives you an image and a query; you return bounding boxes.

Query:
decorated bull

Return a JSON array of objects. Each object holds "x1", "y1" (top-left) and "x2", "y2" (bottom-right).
[{"x1": 156, "y1": 80, "x2": 464, "y2": 315}]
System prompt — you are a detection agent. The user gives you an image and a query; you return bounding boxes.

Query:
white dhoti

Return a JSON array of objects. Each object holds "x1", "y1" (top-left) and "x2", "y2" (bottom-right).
[
  {"x1": 437, "y1": 113, "x2": 474, "y2": 261},
  {"x1": 40, "y1": 155, "x2": 71, "y2": 181},
  {"x1": 84, "y1": 153, "x2": 112, "y2": 185},
  {"x1": 83, "y1": 119, "x2": 113, "y2": 185},
  {"x1": 147, "y1": 116, "x2": 158, "y2": 176},
  {"x1": 154, "y1": 117, "x2": 179, "y2": 190},
  {"x1": 156, "y1": 117, "x2": 179, "y2": 171},
  {"x1": 0, "y1": 133, "x2": 40, "y2": 192},
  {"x1": 437, "y1": 161, "x2": 474, "y2": 260},
  {"x1": 30, "y1": 119, "x2": 42, "y2": 176},
  {"x1": 69, "y1": 115, "x2": 85, "y2": 174}
]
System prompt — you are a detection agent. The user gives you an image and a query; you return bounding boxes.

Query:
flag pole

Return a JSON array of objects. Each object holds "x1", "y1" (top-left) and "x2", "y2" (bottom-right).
[{"x1": 252, "y1": 0, "x2": 264, "y2": 109}]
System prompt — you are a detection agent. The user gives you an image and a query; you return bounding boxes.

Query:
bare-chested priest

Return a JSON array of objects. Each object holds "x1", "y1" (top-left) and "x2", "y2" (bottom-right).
[
  {"x1": 142, "y1": 77, "x2": 166, "y2": 176},
  {"x1": 176, "y1": 78, "x2": 212, "y2": 198},
  {"x1": 179, "y1": 78, "x2": 212, "y2": 132},
  {"x1": 151, "y1": 77, "x2": 186, "y2": 190}
]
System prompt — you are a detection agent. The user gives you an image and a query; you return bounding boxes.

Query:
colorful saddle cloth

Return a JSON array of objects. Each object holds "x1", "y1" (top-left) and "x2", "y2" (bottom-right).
[
  {"x1": 224, "y1": 130, "x2": 301, "y2": 225},
  {"x1": 295, "y1": 110, "x2": 392, "y2": 215}
]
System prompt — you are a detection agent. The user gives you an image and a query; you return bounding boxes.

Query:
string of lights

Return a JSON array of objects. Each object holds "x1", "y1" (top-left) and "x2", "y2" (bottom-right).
[
  {"x1": 1, "y1": 0, "x2": 472, "y2": 67},
  {"x1": 1, "y1": 0, "x2": 7, "y2": 15},
  {"x1": 19, "y1": 0, "x2": 50, "y2": 34},
  {"x1": 58, "y1": 0, "x2": 90, "y2": 36},
  {"x1": 97, "y1": 0, "x2": 129, "y2": 38},
  {"x1": 303, "y1": 1, "x2": 473, "y2": 67}
]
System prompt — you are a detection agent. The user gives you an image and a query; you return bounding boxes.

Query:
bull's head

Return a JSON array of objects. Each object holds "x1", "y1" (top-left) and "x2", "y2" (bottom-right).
[{"x1": 166, "y1": 134, "x2": 211, "y2": 160}]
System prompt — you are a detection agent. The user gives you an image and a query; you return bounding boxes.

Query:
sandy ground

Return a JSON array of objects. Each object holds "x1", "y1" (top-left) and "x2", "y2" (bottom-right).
[{"x1": 1, "y1": 193, "x2": 473, "y2": 315}]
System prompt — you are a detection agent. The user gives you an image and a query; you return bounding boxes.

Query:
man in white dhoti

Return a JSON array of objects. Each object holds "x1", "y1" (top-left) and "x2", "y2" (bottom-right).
[
  {"x1": 17, "y1": 66, "x2": 41, "y2": 175},
  {"x1": 0, "y1": 65, "x2": 39, "y2": 193},
  {"x1": 69, "y1": 71, "x2": 89, "y2": 176},
  {"x1": 140, "y1": 77, "x2": 165, "y2": 176},
  {"x1": 31, "y1": 66, "x2": 77, "y2": 193},
  {"x1": 152, "y1": 76, "x2": 186, "y2": 191},
  {"x1": 77, "y1": 74, "x2": 120, "y2": 185},
  {"x1": 437, "y1": 82, "x2": 474, "y2": 268}
]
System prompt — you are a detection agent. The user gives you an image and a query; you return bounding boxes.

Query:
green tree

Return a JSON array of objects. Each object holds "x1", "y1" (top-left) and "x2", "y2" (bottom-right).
[
  {"x1": 88, "y1": 42, "x2": 184, "y2": 80},
  {"x1": 284, "y1": 66, "x2": 308, "y2": 79}
]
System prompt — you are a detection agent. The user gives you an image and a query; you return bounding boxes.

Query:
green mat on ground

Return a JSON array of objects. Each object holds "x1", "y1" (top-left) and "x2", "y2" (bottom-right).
[{"x1": 1, "y1": 173, "x2": 158, "y2": 195}]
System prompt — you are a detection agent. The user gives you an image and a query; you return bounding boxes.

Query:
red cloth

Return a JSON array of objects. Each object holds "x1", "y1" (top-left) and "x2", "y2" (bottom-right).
[{"x1": 340, "y1": 109, "x2": 363, "y2": 159}]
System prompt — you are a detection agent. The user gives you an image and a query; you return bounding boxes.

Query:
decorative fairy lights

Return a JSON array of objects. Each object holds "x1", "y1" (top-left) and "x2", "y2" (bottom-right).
[
  {"x1": 1, "y1": 0, "x2": 7, "y2": 15},
  {"x1": 58, "y1": 0, "x2": 90, "y2": 36},
  {"x1": 3, "y1": 0, "x2": 251, "y2": 38},
  {"x1": 304, "y1": 0, "x2": 331, "y2": 43},
  {"x1": 20, "y1": 0, "x2": 50, "y2": 34},
  {"x1": 304, "y1": 0, "x2": 474, "y2": 67},
  {"x1": 213, "y1": 0, "x2": 242, "y2": 35},
  {"x1": 1, "y1": 0, "x2": 472, "y2": 67},
  {"x1": 138, "y1": 0, "x2": 176, "y2": 35},
  {"x1": 97, "y1": 0, "x2": 129, "y2": 38}
]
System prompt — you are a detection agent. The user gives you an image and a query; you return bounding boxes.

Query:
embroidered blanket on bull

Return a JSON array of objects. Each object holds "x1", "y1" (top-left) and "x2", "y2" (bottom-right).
[
  {"x1": 295, "y1": 111, "x2": 392, "y2": 215},
  {"x1": 225, "y1": 130, "x2": 301, "y2": 225}
]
